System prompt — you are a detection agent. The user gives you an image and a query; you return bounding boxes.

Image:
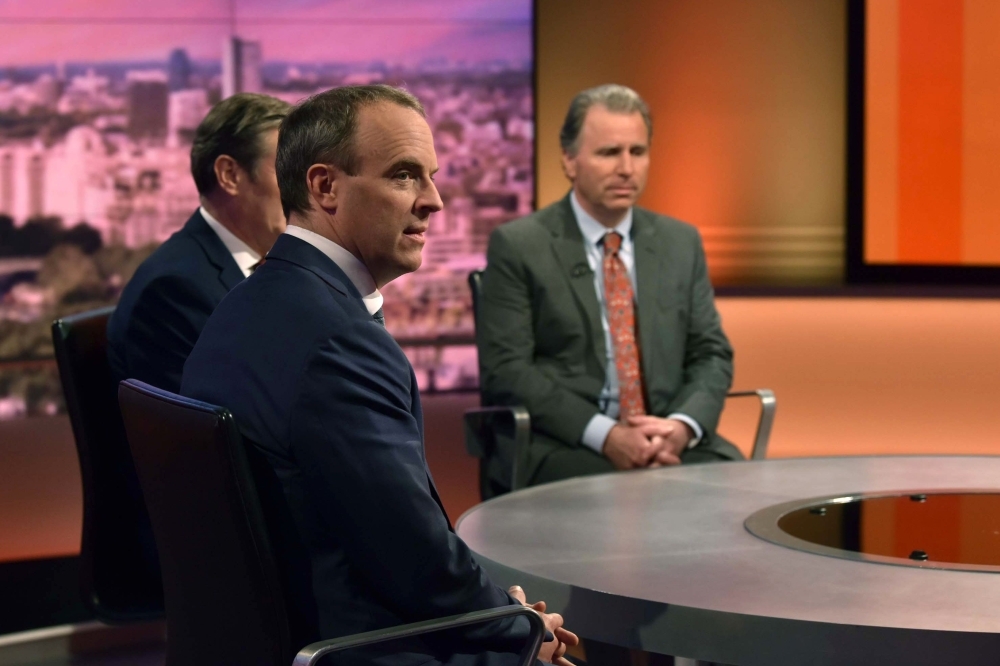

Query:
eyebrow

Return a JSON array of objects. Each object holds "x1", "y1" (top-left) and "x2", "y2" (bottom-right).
[{"x1": 385, "y1": 159, "x2": 438, "y2": 177}]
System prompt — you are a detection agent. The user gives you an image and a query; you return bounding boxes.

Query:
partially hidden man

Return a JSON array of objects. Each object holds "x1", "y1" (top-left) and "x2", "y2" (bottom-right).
[
  {"x1": 478, "y1": 84, "x2": 741, "y2": 495},
  {"x1": 181, "y1": 85, "x2": 577, "y2": 666},
  {"x1": 107, "y1": 93, "x2": 290, "y2": 391}
]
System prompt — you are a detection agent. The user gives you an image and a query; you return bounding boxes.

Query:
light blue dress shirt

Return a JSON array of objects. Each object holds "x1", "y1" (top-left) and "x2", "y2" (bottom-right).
[{"x1": 570, "y1": 192, "x2": 704, "y2": 453}]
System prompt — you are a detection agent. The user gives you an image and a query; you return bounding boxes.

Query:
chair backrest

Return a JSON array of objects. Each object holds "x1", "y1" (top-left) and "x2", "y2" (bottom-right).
[
  {"x1": 117, "y1": 379, "x2": 292, "y2": 666},
  {"x1": 51, "y1": 307, "x2": 163, "y2": 621}
]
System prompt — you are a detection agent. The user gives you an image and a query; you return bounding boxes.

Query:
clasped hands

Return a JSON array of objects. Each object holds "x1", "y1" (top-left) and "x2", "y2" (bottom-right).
[
  {"x1": 508, "y1": 585, "x2": 579, "y2": 666},
  {"x1": 601, "y1": 416, "x2": 693, "y2": 470}
]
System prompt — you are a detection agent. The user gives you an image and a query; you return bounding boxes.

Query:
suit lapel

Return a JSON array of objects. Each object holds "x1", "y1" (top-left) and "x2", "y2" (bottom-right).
[
  {"x1": 186, "y1": 210, "x2": 245, "y2": 291},
  {"x1": 632, "y1": 209, "x2": 663, "y2": 380},
  {"x1": 543, "y1": 197, "x2": 606, "y2": 373}
]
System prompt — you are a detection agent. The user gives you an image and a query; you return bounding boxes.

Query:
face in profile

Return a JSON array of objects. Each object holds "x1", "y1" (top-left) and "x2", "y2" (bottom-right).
[
  {"x1": 335, "y1": 103, "x2": 443, "y2": 287},
  {"x1": 240, "y1": 128, "x2": 286, "y2": 250},
  {"x1": 561, "y1": 105, "x2": 650, "y2": 225}
]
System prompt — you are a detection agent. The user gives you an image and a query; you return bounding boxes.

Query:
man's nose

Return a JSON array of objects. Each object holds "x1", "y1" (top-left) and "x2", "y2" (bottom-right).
[
  {"x1": 417, "y1": 179, "x2": 445, "y2": 217},
  {"x1": 616, "y1": 153, "x2": 634, "y2": 176}
]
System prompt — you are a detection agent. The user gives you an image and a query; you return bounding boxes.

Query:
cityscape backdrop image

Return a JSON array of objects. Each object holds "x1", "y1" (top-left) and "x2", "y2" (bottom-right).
[{"x1": 0, "y1": 0, "x2": 533, "y2": 418}]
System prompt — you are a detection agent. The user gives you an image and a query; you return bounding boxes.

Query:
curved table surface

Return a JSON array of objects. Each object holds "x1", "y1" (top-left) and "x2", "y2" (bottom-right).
[{"x1": 456, "y1": 456, "x2": 1000, "y2": 666}]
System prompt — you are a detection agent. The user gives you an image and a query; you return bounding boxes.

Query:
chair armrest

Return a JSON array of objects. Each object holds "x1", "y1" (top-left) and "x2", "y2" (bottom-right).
[
  {"x1": 293, "y1": 605, "x2": 547, "y2": 666},
  {"x1": 463, "y1": 406, "x2": 531, "y2": 489},
  {"x1": 725, "y1": 389, "x2": 776, "y2": 461}
]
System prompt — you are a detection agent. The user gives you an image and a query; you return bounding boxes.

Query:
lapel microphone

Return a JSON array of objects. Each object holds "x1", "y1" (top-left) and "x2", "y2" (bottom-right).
[{"x1": 571, "y1": 263, "x2": 591, "y2": 278}]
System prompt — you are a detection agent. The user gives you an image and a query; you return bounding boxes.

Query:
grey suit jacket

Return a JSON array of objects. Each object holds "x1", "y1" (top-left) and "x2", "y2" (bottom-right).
[{"x1": 478, "y1": 195, "x2": 734, "y2": 483}]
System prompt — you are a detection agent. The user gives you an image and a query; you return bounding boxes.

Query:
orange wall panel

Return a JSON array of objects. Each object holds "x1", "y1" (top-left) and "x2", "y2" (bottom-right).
[
  {"x1": 866, "y1": 0, "x2": 1000, "y2": 267},
  {"x1": 896, "y1": 0, "x2": 964, "y2": 263}
]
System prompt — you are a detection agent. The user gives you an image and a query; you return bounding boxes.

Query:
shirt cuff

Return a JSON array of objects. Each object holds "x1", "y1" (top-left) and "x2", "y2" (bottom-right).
[
  {"x1": 581, "y1": 413, "x2": 618, "y2": 453},
  {"x1": 667, "y1": 413, "x2": 703, "y2": 449}
]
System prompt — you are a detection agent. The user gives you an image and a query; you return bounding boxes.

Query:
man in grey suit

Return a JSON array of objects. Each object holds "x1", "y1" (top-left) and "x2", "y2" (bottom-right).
[{"x1": 478, "y1": 84, "x2": 741, "y2": 495}]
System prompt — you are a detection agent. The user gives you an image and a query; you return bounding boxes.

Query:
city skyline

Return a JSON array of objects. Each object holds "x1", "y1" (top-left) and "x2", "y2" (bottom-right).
[
  {"x1": 0, "y1": 0, "x2": 535, "y2": 414},
  {"x1": 0, "y1": 0, "x2": 531, "y2": 67}
]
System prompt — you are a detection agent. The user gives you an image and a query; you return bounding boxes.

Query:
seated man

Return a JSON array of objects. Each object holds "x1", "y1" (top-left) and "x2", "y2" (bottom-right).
[
  {"x1": 107, "y1": 93, "x2": 290, "y2": 391},
  {"x1": 181, "y1": 85, "x2": 576, "y2": 666},
  {"x1": 478, "y1": 84, "x2": 741, "y2": 494}
]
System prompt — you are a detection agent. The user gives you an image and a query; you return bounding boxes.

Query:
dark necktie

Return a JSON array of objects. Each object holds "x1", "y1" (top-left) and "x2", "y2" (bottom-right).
[
  {"x1": 602, "y1": 231, "x2": 646, "y2": 419},
  {"x1": 373, "y1": 307, "x2": 385, "y2": 328}
]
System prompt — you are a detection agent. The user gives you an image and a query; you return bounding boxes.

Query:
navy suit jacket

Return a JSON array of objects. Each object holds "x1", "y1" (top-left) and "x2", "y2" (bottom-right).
[
  {"x1": 180, "y1": 234, "x2": 531, "y2": 666},
  {"x1": 107, "y1": 209, "x2": 244, "y2": 392}
]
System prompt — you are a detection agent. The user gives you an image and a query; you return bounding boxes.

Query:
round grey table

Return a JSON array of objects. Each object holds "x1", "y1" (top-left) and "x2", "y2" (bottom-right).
[{"x1": 456, "y1": 456, "x2": 1000, "y2": 666}]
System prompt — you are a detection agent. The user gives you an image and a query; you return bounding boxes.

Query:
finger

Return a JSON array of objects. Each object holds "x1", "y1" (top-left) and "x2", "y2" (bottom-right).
[
  {"x1": 626, "y1": 415, "x2": 657, "y2": 425},
  {"x1": 531, "y1": 600, "x2": 547, "y2": 613},
  {"x1": 554, "y1": 657, "x2": 575, "y2": 666},
  {"x1": 555, "y1": 627, "x2": 580, "y2": 646},
  {"x1": 658, "y1": 451, "x2": 682, "y2": 465},
  {"x1": 508, "y1": 585, "x2": 527, "y2": 604},
  {"x1": 635, "y1": 423, "x2": 676, "y2": 438}
]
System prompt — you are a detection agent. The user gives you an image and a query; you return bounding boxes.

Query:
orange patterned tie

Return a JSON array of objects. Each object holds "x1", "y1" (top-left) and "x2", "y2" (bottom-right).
[{"x1": 602, "y1": 231, "x2": 647, "y2": 419}]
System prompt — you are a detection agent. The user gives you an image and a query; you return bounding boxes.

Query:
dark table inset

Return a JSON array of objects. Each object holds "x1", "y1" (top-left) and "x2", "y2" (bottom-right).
[{"x1": 747, "y1": 491, "x2": 1000, "y2": 572}]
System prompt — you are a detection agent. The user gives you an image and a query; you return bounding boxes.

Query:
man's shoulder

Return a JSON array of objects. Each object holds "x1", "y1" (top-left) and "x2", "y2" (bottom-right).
[
  {"x1": 123, "y1": 223, "x2": 215, "y2": 295},
  {"x1": 635, "y1": 206, "x2": 698, "y2": 234},
  {"x1": 490, "y1": 198, "x2": 568, "y2": 246}
]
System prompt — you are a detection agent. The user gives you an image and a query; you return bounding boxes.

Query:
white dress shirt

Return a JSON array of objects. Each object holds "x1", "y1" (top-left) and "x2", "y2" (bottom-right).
[
  {"x1": 570, "y1": 192, "x2": 704, "y2": 453},
  {"x1": 199, "y1": 206, "x2": 261, "y2": 278},
  {"x1": 282, "y1": 225, "x2": 384, "y2": 316}
]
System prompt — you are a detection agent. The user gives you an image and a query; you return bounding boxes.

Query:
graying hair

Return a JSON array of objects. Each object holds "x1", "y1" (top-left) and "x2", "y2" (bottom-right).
[{"x1": 559, "y1": 84, "x2": 652, "y2": 155}]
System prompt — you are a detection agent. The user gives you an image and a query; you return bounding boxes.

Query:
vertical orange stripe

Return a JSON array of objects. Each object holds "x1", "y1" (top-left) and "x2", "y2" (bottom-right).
[
  {"x1": 897, "y1": 0, "x2": 963, "y2": 264},
  {"x1": 962, "y1": 0, "x2": 1000, "y2": 265},
  {"x1": 865, "y1": 0, "x2": 900, "y2": 263}
]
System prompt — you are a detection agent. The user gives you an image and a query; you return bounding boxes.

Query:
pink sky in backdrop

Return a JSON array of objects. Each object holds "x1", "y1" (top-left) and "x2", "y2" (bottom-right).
[{"x1": 0, "y1": 0, "x2": 531, "y2": 66}]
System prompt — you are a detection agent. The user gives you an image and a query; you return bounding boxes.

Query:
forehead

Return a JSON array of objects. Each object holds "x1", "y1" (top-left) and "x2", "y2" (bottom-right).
[
  {"x1": 579, "y1": 105, "x2": 649, "y2": 146},
  {"x1": 354, "y1": 102, "x2": 436, "y2": 166}
]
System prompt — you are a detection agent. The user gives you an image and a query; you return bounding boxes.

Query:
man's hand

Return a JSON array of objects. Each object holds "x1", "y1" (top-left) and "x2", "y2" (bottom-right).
[
  {"x1": 627, "y1": 416, "x2": 693, "y2": 466},
  {"x1": 601, "y1": 424, "x2": 661, "y2": 470},
  {"x1": 508, "y1": 586, "x2": 579, "y2": 666}
]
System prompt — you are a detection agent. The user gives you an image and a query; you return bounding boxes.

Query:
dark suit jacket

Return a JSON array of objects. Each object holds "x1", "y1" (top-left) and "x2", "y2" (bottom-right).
[
  {"x1": 478, "y1": 195, "x2": 735, "y2": 484},
  {"x1": 107, "y1": 209, "x2": 244, "y2": 392},
  {"x1": 180, "y1": 234, "x2": 532, "y2": 666}
]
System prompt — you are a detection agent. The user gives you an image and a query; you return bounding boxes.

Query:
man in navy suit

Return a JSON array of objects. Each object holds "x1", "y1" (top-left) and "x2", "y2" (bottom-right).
[
  {"x1": 181, "y1": 86, "x2": 577, "y2": 666},
  {"x1": 107, "y1": 93, "x2": 291, "y2": 391}
]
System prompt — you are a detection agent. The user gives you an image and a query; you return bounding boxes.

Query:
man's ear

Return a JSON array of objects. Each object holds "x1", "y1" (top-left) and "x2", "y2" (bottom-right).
[
  {"x1": 306, "y1": 163, "x2": 338, "y2": 212},
  {"x1": 213, "y1": 154, "x2": 241, "y2": 196},
  {"x1": 560, "y1": 151, "x2": 577, "y2": 181}
]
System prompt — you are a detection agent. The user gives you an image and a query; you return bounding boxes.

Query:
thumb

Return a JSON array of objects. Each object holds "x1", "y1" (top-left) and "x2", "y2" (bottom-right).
[{"x1": 508, "y1": 585, "x2": 527, "y2": 605}]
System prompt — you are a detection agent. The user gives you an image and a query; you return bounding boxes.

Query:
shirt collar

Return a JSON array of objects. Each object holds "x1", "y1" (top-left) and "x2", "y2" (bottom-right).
[
  {"x1": 199, "y1": 205, "x2": 261, "y2": 278},
  {"x1": 282, "y1": 225, "x2": 383, "y2": 316},
  {"x1": 569, "y1": 191, "x2": 633, "y2": 249}
]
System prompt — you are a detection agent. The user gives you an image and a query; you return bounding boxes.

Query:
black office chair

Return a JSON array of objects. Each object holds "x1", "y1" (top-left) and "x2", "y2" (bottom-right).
[
  {"x1": 117, "y1": 379, "x2": 546, "y2": 666},
  {"x1": 51, "y1": 307, "x2": 163, "y2": 622},
  {"x1": 466, "y1": 270, "x2": 777, "y2": 499}
]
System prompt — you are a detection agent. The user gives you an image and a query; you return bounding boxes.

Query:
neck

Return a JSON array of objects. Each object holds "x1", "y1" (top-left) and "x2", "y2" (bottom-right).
[
  {"x1": 201, "y1": 196, "x2": 266, "y2": 256},
  {"x1": 288, "y1": 212, "x2": 394, "y2": 289},
  {"x1": 572, "y1": 189, "x2": 628, "y2": 228}
]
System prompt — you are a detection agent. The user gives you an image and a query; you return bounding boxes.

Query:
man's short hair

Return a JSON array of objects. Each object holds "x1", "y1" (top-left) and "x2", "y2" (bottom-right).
[
  {"x1": 190, "y1": 93, "x2": 291, "y2": 196},
  {"x1": 559, "y1": 84, "x2": 652, "y2": 156},
  {"x1": 276, "y1": 84, "x2": 425, "y2": 218}
]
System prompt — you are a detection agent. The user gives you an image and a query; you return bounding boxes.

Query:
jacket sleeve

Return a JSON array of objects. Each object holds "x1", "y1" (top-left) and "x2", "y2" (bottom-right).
[
  {"x1": 668, "y1": 231, "x2": 733, "y2": 438},
  {"x1": 477, "y1": 228, "x2": 602, "y2": 448},
  {"x1": 288, "y1": 316, "x2": 531, "y2": 653},
  {"x1": 122, "y1": 275, "x2": 220, "y2": 393}
]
